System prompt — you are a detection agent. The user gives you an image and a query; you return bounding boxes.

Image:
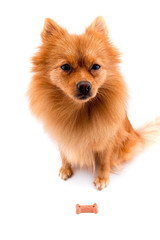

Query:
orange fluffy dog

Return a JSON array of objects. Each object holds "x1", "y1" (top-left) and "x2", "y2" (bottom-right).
[{"x1": 28, "y1": 17, "x2": 160, "y2": 190}]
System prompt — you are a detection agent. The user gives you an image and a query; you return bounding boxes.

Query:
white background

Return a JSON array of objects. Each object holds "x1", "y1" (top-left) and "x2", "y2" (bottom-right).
[{"x1": 0, "y1": 0, "x2": 160, "y2": 239}]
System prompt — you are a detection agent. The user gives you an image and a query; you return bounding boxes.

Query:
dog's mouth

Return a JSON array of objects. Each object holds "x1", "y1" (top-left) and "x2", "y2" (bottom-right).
[{"x1": 75, "y1": 93, "x2": 92, "y2": 101}]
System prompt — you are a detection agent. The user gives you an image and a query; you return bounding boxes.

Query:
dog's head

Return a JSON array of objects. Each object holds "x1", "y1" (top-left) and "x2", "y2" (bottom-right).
[{"x1": 32, "y1": 17, "x2": 120, "y2": 103}]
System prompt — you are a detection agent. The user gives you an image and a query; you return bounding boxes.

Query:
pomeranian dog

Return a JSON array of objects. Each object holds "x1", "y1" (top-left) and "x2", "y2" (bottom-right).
[{"x1": 28, "y1": 17, "x2": 160, "y2": 190}]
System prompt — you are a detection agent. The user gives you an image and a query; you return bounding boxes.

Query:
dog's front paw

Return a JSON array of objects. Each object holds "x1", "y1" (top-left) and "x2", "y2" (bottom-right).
[
  {"x1": 59, "y1": 167, "x2": 73, "y2": 181},
  {"x1": 94, "y1": 176, "x2": 110, "y2": 190}
]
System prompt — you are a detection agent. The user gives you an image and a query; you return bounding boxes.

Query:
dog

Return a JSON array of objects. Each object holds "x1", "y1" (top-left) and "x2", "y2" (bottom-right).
[{"x1": 28, "y1": 17, "x2": 160, "y2": 190}]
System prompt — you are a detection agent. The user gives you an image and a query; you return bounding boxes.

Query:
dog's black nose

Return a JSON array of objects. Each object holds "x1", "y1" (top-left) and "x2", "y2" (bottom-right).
[{"x1": 76, "y1": 81, "x2": 92, "y2": 96}]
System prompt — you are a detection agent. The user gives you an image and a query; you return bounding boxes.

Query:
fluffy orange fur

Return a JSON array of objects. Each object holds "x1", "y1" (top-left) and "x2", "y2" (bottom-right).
[{"x1": 28, "y1": 17, "x2": 160, "y2": 190}]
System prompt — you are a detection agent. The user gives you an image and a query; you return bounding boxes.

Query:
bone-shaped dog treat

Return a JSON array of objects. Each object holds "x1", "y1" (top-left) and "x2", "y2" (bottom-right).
[{"x1": 76, "y1": 203, "x2": 98, "y2": 214}]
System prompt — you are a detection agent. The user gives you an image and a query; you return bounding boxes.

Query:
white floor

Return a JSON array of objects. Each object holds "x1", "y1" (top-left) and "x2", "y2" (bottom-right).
[{"x1": 0, "y1": 1, "x2": 160, "y2": 239}]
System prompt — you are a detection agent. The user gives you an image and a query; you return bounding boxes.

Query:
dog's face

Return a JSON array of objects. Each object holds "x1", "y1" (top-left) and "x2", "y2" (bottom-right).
[{"x1": 35, "y1": 17, "x2": 120, "y2": 103}]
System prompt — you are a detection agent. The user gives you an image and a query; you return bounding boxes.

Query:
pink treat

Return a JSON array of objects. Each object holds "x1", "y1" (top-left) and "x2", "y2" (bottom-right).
[{"x1": 76, "y1": 203, "x2": 98, "y2": 214}]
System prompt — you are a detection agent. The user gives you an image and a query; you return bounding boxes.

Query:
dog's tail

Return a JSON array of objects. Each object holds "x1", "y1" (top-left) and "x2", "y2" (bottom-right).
[
  {"x1": 118, "y1": 117, "x2": 160, "y2": 164},
  {"x1": 138, "y1": 117, "x2": 160, "y2": 147}
]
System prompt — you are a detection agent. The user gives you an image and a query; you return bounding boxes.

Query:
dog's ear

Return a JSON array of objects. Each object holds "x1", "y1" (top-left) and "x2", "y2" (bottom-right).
[
  {"x1": 86, "y1": 16, "x2": 108, "y2": 35},
  {"x1": 41, "y1": 18, "x2": 63, "y2": 41}
]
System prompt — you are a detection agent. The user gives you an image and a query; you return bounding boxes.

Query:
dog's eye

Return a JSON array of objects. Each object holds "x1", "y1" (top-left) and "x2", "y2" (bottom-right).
[
  {"x1": 91, "y1": 64, "x2": 101, "y2": 70},
  {"x1": 61, "y1": 64, "x2": 71, "y2": 71}
]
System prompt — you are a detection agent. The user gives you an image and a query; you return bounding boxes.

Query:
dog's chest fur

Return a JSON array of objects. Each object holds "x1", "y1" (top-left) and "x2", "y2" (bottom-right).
[{"x1": 45, "y1": 104, "x2": 118, "y2": 168}]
